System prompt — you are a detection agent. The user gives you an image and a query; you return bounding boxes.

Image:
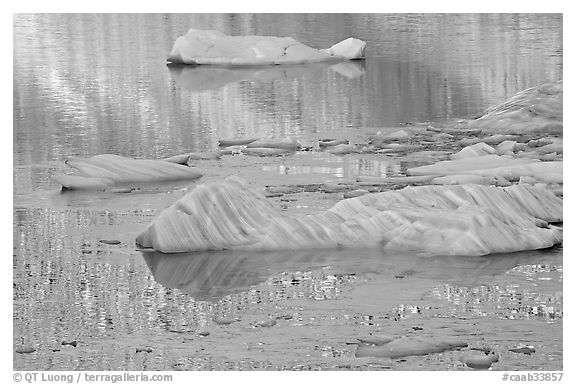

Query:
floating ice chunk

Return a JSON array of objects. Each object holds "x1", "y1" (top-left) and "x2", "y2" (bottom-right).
[
  {"x1": 495, "y1": 140, "x2": 518, "y2": 155},
  {"x1": 321, "y1": 37, "x2": 366, "y2": 59},
  {"x1": 452, "y1": 142, "x2": 496, "y2": 159},
  {"x1": 136, "y1": 178, "x2": 562, "y2": 256},
  {"x1": 355, "y1": 336, "x2": 468, "y2": 359},
  {"x1": 163, "y1": 151, "x2": 223, "y2": 164},
  {"x1": 168, "y1": 29, "x2": 366, "y2": 65},
  {"x1": 460, "y1": 351, "x2": 499, "y2": 369},
  {"x1": 327, "y1": 143, "x2": 359, "y2": 155},
  {"x1": 242, "y1": 148, "x2": 294, "y2": 157},
  {"x1": 246, "y1": 137, "x2": 302, "y2": 150},
  {"x1": 52, "y1": 154, "x2": 202, "y2": 190}
]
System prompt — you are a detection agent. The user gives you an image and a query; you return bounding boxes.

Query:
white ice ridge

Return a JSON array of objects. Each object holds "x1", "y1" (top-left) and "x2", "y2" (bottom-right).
[
  {"x1": 407, "y1": 154, "x2": 563, "y2": 185},
  {"x1": 167, "y1": 29, "x2": 366, "y2": 65},
  {"x1": 136, "y1": 177, "x2": 562, "y2": 256}
]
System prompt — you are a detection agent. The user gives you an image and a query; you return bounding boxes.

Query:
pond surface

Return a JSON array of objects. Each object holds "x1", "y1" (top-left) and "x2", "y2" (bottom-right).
[{"x1": 13, "y1": 13, "x2": 562, "y2": 371}]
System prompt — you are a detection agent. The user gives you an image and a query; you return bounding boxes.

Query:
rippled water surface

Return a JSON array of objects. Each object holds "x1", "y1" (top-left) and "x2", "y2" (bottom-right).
[{"x1": 13, "y1": 13, "x2": 562, "y2": 371}]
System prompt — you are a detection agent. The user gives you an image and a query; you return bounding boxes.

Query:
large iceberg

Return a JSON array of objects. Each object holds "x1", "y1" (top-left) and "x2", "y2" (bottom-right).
[
  {"x1": 52, "y1": 154, "x2": 203, "y2": 190},
  {"x1": 135, "y1": 177, "x2": 562, "y2": 256},
  {"x1": 168, "y1": 29, "x2": 366, "y2": 65}
]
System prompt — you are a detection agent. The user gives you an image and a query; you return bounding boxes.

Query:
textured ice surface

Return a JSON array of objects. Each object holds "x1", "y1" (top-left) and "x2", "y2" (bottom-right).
[
  {"x1": 136, "y1": 177, "x2": 562, "y2": 256},
  {"x1": 470, "y1": 82, "x2": 562, "y2": 134}
]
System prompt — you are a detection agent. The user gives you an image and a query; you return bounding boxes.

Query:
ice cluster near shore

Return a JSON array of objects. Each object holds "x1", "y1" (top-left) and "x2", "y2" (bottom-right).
[
  {"x1": 135, "y1": 81, "x2": 562, "y2": 256},
  {"x1": 167, "y1": 29, "x2": 366, "y2": 65}
]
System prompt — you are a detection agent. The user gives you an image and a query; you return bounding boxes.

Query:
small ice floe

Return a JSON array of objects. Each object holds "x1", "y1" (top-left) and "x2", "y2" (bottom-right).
[
  {"x1": 15, "y1": 346, "x2": 36, "y2": 354},
  {"x1": 265, "y1": 185, "x2": 300, "y2": 195},
  {"x1": 52, "y1": 154, "x2": 202, "y2": 191},
  {"x1": 452, "y1": 142, "x2": 497, "y2": 159},
  {"x1": 212, "y1": 316, "x2": 240, "y2": 325},
  {"x1": 163, "y1": 151, "x2": 224, "y2": 165},
  {"x1": 356, "y1": 335, "x2": 396, "y2": 346},
  {"x1": 107, "y1": 187, "x2": 134, "y2": 193},
  {"x1": 99, "y1": 239, "x2": 121, "y2": 245},
  {"x1": 355, "y1": 336, "x2": 467, "y2": 359},
  {"x1": 326, "y1": 143, "x2": 360, "y2": 155},
  {"x1": 460, "y1": 350, "x2": 499, "y2": 369},
  {"x1": 319, "y1": 138, "x2": 349, "y2": 148},
  {"x1": 218, "y1": 137, "x2": 260, "y2": 147},
  {"x1": 322, "y1": 183, "x2": 352, "y2": 193},
  {"x1": 239, "y1": 137, "x2": 302, "y2": 156},
  {"x1": 368, "y1": 129, "x2": 415, "y2": 144},
  {"x1": 242, "y1": 148, "x2": 294, "y2": 157},
  {"x1": 253, "y1": 318, "x2": 277, "y2": 328},
  {"x1": 509, "y1": 345, "x2": 536, "y2": 354},
  {"x1": 246, "y1": 137, "x2": 302, "y2": 151},
  {"x1": 495, "y1": 140, "x2": 518, "y2": 156}
]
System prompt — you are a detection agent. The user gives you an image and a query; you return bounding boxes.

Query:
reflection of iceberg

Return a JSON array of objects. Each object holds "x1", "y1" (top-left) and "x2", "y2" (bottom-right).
[
  {"x1": 168, "y1": 29, "x2": 366, "y2": 65},
  {"x1": 141, "y1": 248, "x2": 340, "y2": 300},
  {"x1": 329, "y1": 61, "x2": 366, "y2": 79},
  {"x1": 168, "y1": 61, "x2": 365, "y2": 91},
  {"x1": 141, "y1": 246, "x2": 561, "y2": 300},
  {"x1": 136, "y1": 176, "x2": 562, "y2": 256}
]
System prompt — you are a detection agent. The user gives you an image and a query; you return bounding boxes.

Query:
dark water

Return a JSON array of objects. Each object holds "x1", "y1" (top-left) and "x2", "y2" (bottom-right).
[{"x1": 13, "y1": 13, "x2": 562, "y2": 371}]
